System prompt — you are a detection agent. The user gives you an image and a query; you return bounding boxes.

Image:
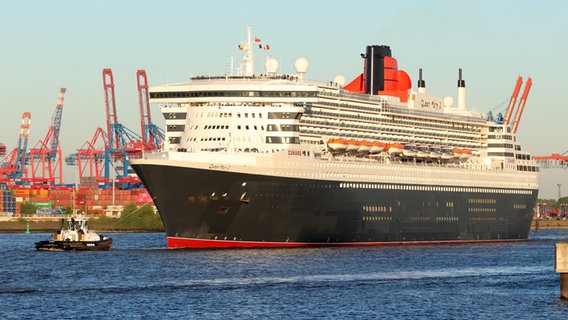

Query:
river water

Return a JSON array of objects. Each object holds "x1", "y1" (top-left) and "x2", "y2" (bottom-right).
[{"x1": 1, "y1": 230, "x2": 568, "y2": 319}]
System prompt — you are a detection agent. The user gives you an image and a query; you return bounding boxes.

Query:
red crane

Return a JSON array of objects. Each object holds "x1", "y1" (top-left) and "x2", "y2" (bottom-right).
[
  {"x1": 534, "y1": 153, "x2": 568, "y2": 169},
  {"x1": 0, "y1": 112, "x2": 32, "y2": 181},
  {"x1": 102, "y1": 68, "x2": 144, "y2": 189},
  {"x1": 77, "y1": 127, "x2": 109, "y2": 186},
  {"x1": 103, "y1": 69, "x2": 120, "y2": 150},
  {"x1": 29, "y1": 88, "x2": 67, "y2": 186},
  {"x1": 65, "y1": 127, "x2": 109, "y2": 188},
  {"x1": 503, "y1": 76, "x2": 523, "y2": 125},
  {"x1": 103, "y1": 68, "x2": 142, "y2": 151},
  {"x1": 137, "y1": 70, "x2": 164, "y2": 150},
  {"x1": 511, "y1": 77, "x2": 532, "y2": 134}
]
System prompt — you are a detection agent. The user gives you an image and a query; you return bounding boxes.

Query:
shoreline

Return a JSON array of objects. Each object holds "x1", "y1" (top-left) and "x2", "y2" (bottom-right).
[
  {"x1": 0, "y1": 217, "x2": 163, "y2": 233},
  {"x1": 530, "y1": 219, "x2": 568, "y2": 230},
  {"x1": 1, "y1": 217, "x2": 566, "y2": 233}
]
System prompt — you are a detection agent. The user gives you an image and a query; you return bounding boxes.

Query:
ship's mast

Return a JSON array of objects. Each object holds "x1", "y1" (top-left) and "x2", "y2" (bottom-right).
[{"x1": 243, "y1": 25, "x2": 254, "y2": 76}]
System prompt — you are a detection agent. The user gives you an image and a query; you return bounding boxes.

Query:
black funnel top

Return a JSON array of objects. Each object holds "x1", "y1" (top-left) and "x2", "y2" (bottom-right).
[{"x1": 365, "y1": 45, "x2": 391, "y2": 95}]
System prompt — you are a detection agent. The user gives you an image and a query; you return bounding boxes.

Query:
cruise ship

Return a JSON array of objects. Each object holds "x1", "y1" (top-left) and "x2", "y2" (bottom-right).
[{"x1": 130, "y1": 27, "x2": 539, "y2": 248}]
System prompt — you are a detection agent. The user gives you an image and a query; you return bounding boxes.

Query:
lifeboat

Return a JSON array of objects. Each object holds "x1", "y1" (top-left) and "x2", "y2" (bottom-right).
[
  {"x1": 429, "y1": 145, "x2": 442, "y2": 159},
  {"x1": 416, "y1": 145, "x2": 430, "y2": 158},
  {"x1": 453, "y1": 148, "x2": 463, "y2": 158},
  {"x1": 346, "y1": 139, "x2": 360, "y2": 152},
  {"x1": 327, "y1": 138, "x2": 348, "y2": 151},
  {"x1": 358, "y1": 140, "x2": 372, "y2": 153},
  {"x1": 460, "y1": 148, "x2": 472, "y2": 159},
  {"x1": 440, "y1": 146, "x2": 454, "y2": 160},
  {"x1": 402, "y1": 143, "x2": 417, "y2": 157},
  {"x1": 369, "y1": 141, "x2": 386, "y2": 154},
  {"x1": 387, "y1": 142, "x2": 404, "y2": 155}
]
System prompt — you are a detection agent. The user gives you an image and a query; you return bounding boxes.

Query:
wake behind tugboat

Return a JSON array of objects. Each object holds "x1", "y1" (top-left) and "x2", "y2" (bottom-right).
[{"x1": 34, "y1": 215, "x2": 112, "y2": 251}]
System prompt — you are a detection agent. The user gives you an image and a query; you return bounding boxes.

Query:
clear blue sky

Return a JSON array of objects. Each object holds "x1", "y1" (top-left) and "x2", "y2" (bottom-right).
[{"x1": 0, "y1": 0, "x2": 566, "y2": 199}]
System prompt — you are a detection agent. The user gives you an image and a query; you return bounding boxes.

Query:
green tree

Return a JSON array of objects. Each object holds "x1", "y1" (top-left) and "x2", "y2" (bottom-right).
[
  {"x1": 118, "y1": 203, "x2": 162, "y2": 229},
  {"x1": 537, "y1": 198, "x2": 558, "y2": 209},
  {"x1": 65, "y1": 206, "x2": 73, "y2": 215},
  {"x1": 19, "y1": 203, "x2": 37, "y2": 216}
]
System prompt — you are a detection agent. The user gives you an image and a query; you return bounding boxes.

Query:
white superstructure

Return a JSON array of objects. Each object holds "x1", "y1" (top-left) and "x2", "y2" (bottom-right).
[{"x1": 139, "y1": 27, "x2": 539, "y2": 193}]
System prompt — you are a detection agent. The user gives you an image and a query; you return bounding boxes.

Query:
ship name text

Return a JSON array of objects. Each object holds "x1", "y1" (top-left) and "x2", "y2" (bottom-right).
[
  {"x1": 209, "y1": 164, "x2": 231, "y2": 170},
  {"x1": 419, "y1": 99, "x2": 443, "y2": 111},
  {"x1": 288, "y1": 150, "x2": 303, "y2": 156}
]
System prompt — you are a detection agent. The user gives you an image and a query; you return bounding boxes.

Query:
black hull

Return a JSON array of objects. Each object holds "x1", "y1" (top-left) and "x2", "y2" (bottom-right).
[
  {"x1": 132, "y1": 163, "x2": 538, "y2": 248},
  {"x1": 35, "y1": 238, "x2": 113, "y2": 251}
]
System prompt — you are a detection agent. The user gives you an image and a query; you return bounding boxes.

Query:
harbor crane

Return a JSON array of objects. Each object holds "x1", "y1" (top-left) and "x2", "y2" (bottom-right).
[
  {"x1": 102, "y1": 68, "x2": 143, "y2": 188},
  {"x1": 28, "y1": 88, "x2": 67, "y2": 186},
  {"x1": 534, "y1": 153, "x2": 568, "y2": 169},
  {"x1": 65, "y1": 127, "x2": 108, "y2": 187},
  {"x1": 0, "y1": 112, "x2": 32, "y2": 182},
  {"x1": 501, "y1": 76, "x2": 532, "y2": 134},
  {"x1": 137, "y1": 70, "x2": 164, "y2": 151}
]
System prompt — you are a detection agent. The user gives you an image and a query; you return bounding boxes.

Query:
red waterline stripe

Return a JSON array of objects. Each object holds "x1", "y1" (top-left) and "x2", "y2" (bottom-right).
[{"x1": 167, "y1": 236, "x2": 525, "y2": 249}]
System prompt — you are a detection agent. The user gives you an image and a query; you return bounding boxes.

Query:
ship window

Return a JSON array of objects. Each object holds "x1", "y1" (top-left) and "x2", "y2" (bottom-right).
[{"x1": 164, "y1": 112, "x2": 187, "y2": 120}]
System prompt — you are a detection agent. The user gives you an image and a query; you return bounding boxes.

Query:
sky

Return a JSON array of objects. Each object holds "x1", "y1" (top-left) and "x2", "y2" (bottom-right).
[{"x1": 0, "y1": 0, "x2": 566, "y2": 199}]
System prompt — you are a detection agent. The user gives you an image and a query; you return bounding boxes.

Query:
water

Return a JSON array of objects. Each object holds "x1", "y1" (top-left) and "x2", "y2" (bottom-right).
[{"x1": 1, "y1": 231, "x2": 568, "y2": 319}]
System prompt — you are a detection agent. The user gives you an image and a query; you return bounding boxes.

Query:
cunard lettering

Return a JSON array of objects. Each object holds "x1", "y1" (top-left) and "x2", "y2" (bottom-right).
[{"x1": 288, "y1": 150, "x2": 302, "y2": 156}]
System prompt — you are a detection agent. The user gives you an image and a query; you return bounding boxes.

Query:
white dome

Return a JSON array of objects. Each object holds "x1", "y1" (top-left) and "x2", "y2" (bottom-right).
[
  {"x1": 294, "y1": 57, "x2": 309, "y2": 73},
  {"x1": 443, "y1": 96, "x2": 454, "y2": 108},
  {"x1": 264, "y1": 57, "x2": 280, "y2": 74},
  {"x1": 333, "y1": 75, "x2": 346, "y2": 87}
]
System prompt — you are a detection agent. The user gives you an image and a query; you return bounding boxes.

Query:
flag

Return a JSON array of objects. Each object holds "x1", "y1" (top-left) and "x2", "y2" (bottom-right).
[
  {"x1": 255, "y1": 37, "x2": 261, "y2": 42},
  {"x1": 238, "y1": 44, "x2": 243, "y2": 50}
]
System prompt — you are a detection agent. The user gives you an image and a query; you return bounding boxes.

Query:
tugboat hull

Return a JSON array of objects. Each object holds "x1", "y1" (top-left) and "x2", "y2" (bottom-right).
[{"x1": 35, "y1": 238, "x2": 113, "y2": 251}]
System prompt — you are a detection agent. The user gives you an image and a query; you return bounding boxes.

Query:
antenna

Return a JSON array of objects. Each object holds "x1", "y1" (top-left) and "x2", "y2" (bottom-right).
[{"x1": 243, "y1": 26, "x2": 254, "y2": 76}]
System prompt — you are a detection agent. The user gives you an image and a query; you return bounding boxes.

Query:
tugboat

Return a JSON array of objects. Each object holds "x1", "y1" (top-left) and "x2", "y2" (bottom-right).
[{"x1": 34, "y1": 215, "x2": 112, "y2": 251}]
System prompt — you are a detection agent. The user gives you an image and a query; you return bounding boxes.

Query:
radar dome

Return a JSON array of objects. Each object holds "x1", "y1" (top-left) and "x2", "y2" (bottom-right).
[
  {"x1": 264, "y1": 57, "x2": 280, "y2": 74},
  {"x1": 294, "y1": 58, "x2": 309, "y2": 73},
  {"x1": 333, "y1": 75, "x2": 346, "y2": 87},
  {"x1": 443, "y1": 96, "x2": 454, "y2": 108}
]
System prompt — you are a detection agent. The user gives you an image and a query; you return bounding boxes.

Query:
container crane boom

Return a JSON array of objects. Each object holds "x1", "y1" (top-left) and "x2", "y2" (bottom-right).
[
  {"x1": 503, "y1": 76, "x2": 523, "y2": 125},
  {"x1": 101, "y1": 68, "x2": 142, "y2": 187},
  {"x1": 511, "y1": 77, "x2": 532, "y2": 134},
  {"x1": 534, "y1": 152, "x2": 568, "y2": 169},
  {"x1": 28, "y1": 88, "x2": 67, "y2": 185},
  {"x1": 103, "y1": 69, "x2": 120, "y2": 150},
  {"x1": 49, "y1": 88, "x2": 67, "y2": 156},
  {"x1": 137, "y1": 70, "x2": 164, "y2": 150},
  {"x1": 1, "y1": 112, "x2": 32, "y2": 179},
  {"x1": 137, "y1": 69, "x2": 151, "y2": 143},
  {"x1": 13, "y1": 112, "x2": 32, "y2": 178}
]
